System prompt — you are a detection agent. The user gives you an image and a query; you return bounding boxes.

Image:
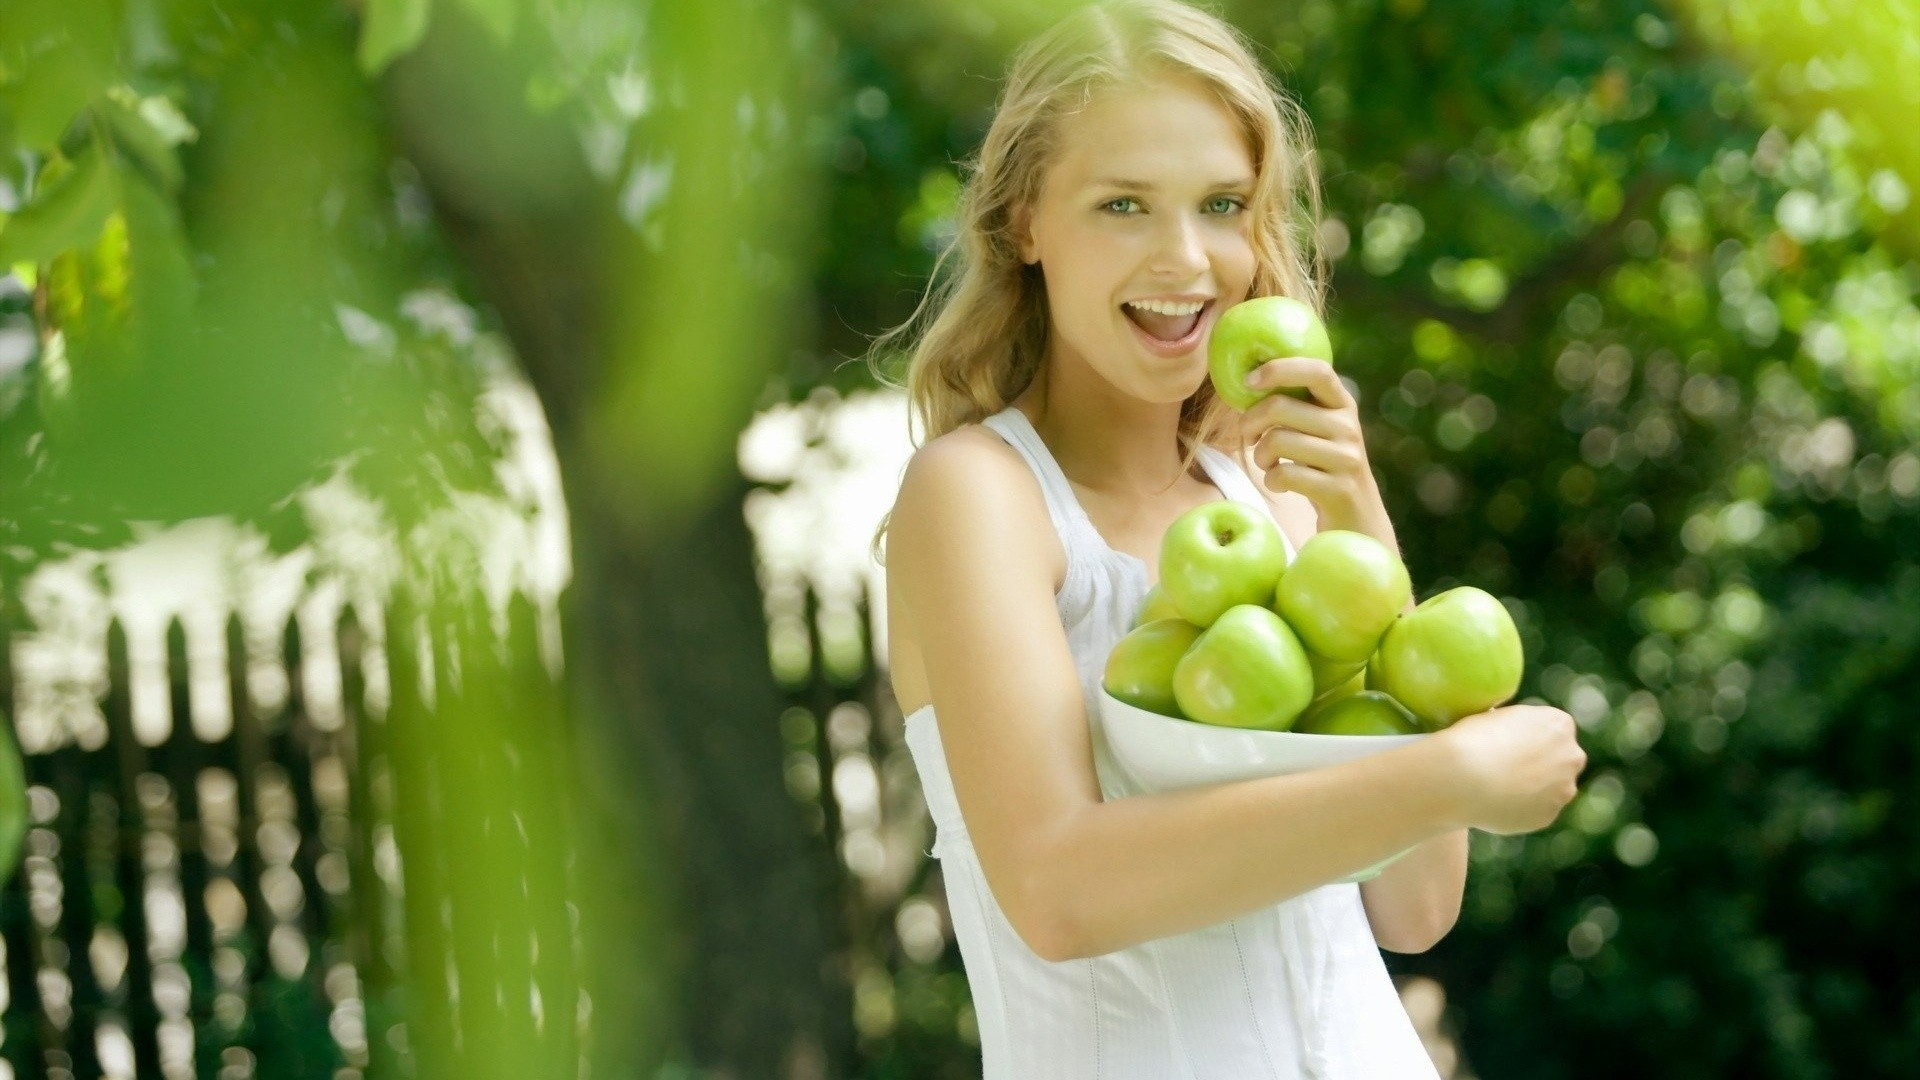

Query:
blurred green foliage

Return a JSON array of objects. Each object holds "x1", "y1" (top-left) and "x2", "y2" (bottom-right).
[{"x1": 0, "y1": 0, "x2": 509, "y2": 556}]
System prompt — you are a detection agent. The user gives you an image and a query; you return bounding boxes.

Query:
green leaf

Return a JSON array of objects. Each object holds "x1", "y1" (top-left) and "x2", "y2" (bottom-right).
[
  {"x1": 45, "y1": 159, "x2": 196, "y2": 390},
  {"x1": 358, "y1": 0, "x2": 435, "y2": 77},
  {"x1": 456, "y1": 0, "x2": 517, "y2": 45},
  {"x1": 115, "y1": 160, "x2": 197, "y2": 340},
  {"x1": 0, "y1": 146, "x2": 115, "y2": 265},
  {"x1": 102, "y1": 93, "x2": 184, "y2": 194},
  {"x1": 0, "y1": 0, "x2": 119, "y2": 150}
]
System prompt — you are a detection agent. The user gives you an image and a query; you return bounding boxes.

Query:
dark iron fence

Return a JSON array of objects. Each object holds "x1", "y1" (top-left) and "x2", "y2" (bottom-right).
[{"x1": 0, "y1": 590, "x2": 585, "y2": 1080}]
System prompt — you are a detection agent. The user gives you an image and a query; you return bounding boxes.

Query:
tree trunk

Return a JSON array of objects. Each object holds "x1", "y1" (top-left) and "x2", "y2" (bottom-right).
[{"x1": 568, "y1": 471, "x2": 851, "y2": 1080}]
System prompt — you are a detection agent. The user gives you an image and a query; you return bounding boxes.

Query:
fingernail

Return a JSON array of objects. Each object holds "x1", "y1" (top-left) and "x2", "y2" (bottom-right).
[{"x1": 1245, "y1": 370, "x2": 1266, "y2": 390}]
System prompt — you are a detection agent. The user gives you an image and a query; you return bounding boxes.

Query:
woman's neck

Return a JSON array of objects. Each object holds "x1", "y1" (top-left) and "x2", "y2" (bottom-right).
[{"x1": 1012, "y1": 363, "x2": 1197, "y2": 500}]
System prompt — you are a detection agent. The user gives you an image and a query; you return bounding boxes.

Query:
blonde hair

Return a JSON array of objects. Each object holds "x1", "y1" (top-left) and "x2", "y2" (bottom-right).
[{"x1": 866, "y1": 0, "x2": 1328, "y2": 562}]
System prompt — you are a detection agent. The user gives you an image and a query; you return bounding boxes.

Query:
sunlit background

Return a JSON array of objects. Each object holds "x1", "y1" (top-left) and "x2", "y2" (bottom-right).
[{"x1": 2, "y1": 0, "x2": 1917, "y2": 1078}]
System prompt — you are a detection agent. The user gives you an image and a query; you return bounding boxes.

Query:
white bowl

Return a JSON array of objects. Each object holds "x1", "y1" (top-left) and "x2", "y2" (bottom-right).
[{"x1": 1097, "y1": 689, "x2": 1427, "y2": 884}]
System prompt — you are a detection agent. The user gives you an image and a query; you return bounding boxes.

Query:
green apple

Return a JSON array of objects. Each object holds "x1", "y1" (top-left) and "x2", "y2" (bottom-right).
[
  {"x1": 1297, "y1": 668, "x2": 1359, "y2": 726},
  {"x1": 1102, "y1": 618, "x2": 1204, "y2": 719},
  {"x1": 1132, "y1": 583, "x2": 1182, "y2": 629},
  {"x1": 1308, "y1": 652, "x2": 1367, "y2": 698},
  {"x1": 1364, "y1": 649, "x2": 1388, "y2": 692},
  {"x1": 1159, "y1": 500, "x2": 1290, "y2": 627},
  {"x1": 1172, "y1": 604, "x2": 1315, "y2": 730},
  {"x1": 1273, "y1": 530, "x2": 1413, "y2": 663},
  {"x1": 1295, "y1": 665, "x2": 1364, "y2": 727},
  {"x1": 1374, "y1": 586, "x2": 1524, "y2": 731},
  {"x1": 1295, "y1": 691, "x2": 1421, "y2": 736},
  {"x1": 1207, "y1": 295, "x2": 1334, "y2": 411}
]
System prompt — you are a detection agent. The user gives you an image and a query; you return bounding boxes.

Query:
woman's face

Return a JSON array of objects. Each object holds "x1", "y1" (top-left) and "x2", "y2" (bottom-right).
[{"x1": 1017, "y1": 75, "x2": 1258, "y2": 402}]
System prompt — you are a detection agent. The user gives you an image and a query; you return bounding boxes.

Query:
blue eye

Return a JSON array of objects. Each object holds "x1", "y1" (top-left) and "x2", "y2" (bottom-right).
[{"x1": 1100, "y1": 196, "x2": 1246, "y2": 215}]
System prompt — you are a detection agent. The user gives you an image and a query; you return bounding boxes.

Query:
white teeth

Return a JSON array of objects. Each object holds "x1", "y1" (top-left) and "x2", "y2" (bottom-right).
[{"x1": 1124, "y1": 299, "x2": 1207, "y2": 316}]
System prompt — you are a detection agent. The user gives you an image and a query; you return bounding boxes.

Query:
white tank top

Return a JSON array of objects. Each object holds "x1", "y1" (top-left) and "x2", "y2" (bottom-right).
[{"x1": 899, "y1": 404, "x2": 1442, "y2": 1080}]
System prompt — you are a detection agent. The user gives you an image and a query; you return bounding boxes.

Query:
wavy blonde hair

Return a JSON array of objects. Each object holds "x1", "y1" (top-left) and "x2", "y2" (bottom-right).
[{"x1": 867, "y1": 0, "x2": 1328, "y2": 562}]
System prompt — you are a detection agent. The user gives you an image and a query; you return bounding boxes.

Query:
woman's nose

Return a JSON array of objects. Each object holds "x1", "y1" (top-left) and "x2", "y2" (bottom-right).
[{"x1": 1151, "y1": 212, "x2": 1209, "y2": 274}]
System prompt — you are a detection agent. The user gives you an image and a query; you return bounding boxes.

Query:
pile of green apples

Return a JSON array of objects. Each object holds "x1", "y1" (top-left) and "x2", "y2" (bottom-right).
[
  {"x1": 1100, "y1": 503, "x2": 1524, "y2": 736},
  {"x1": 1100, "y1": 293, "x2": 1525, "y2": 736},
  {"x1": 1105, "y1": 292, "x2": 1520, "y2": 730}
]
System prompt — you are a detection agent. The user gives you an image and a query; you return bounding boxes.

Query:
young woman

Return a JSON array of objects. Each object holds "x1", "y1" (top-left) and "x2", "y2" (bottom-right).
[{"x1": 872, "y1": 2, "x2": 1588, "y2": 1075}]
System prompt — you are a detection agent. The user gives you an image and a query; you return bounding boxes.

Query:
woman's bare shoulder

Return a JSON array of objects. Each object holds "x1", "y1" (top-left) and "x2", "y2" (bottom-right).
[
  {"x1": 908, "y1": 422, "x2": 1021, "y2": 475},
  {"x1": 889, "y1": 423, "x2": 1063, "y2": 585},
  {"x1": 892, "y1": 423, "x2": 1035, "y2": 538}
]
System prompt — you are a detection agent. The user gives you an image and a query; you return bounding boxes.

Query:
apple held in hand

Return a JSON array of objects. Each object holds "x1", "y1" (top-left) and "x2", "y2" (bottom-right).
[
  {"x1": 1295, "y1": 691, "x2": 1421, "y2": 737},
  {"x1": 1160, "y1": 501, "x2": 1290, "y2": 627},
  {"x1": 1132, "y1": 583, "x2": 1182, "y2": 629},
  {"x1": 1208, "y1": 295, "x2": 1334, "y2": 411},
  {"x1": 1103, "y1": 618, "x2": 1205, "y2": 719},
  {"x1": 1274, "y1": 530, "x2": 1413, "y2": 664},
  {"x1": 1172, "y1": 604, "x2": 1315, "y2": 731},
  {"x1": 1374, "y1": 586, "x2": 1524, "y2": 730}
]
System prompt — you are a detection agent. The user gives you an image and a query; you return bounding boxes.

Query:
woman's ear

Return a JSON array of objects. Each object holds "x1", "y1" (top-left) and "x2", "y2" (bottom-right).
[{"x1": 1013, "y1": 202, "x2": 1039, "y2": 265}]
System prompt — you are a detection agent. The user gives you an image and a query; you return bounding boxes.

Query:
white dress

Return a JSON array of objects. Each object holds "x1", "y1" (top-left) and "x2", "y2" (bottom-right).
[{"x1": 899, "y1": 404, "x2": 1443, "y2": 1079}]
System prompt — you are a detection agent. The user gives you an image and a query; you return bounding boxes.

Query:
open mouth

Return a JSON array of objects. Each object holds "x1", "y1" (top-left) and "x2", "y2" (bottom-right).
[{"x1": 1121, "y1": 299, "x2": 1214, "y2": 353}]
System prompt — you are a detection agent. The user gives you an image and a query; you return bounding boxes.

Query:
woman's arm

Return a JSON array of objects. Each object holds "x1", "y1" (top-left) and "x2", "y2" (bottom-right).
[
  {"x1": 1359, "y1": 829, "x2": 1469, "y2": 953},
  {"x1": 891, "y1": 429, "x2": 1474, "y2": 962},
  {"x1": 1038, "y1": 731, "x2": 1469, "y2": 959}
]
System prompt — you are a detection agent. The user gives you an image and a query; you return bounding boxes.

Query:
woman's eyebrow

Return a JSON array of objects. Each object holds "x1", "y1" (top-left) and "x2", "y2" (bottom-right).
[{"x1": 1088, "y1": 177, "x2": 1254, "y2": 191}]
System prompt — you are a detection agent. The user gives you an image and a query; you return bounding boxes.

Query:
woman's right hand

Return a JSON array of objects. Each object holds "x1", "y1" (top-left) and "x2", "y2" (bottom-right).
[{"x1": 1433, "y1": 704, "x2": 1589, "y2": 835}]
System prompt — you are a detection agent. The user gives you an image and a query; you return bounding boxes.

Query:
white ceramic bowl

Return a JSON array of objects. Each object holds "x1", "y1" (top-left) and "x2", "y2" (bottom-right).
[{"x1": 1097, "y1": 688, "x2": 1427, "y2": 884}]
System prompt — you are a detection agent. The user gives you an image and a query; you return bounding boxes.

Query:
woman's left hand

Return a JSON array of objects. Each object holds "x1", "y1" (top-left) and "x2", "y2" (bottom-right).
[{"x1": 1237, "y1": 356, "x2": 1394, "y2": 543}]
